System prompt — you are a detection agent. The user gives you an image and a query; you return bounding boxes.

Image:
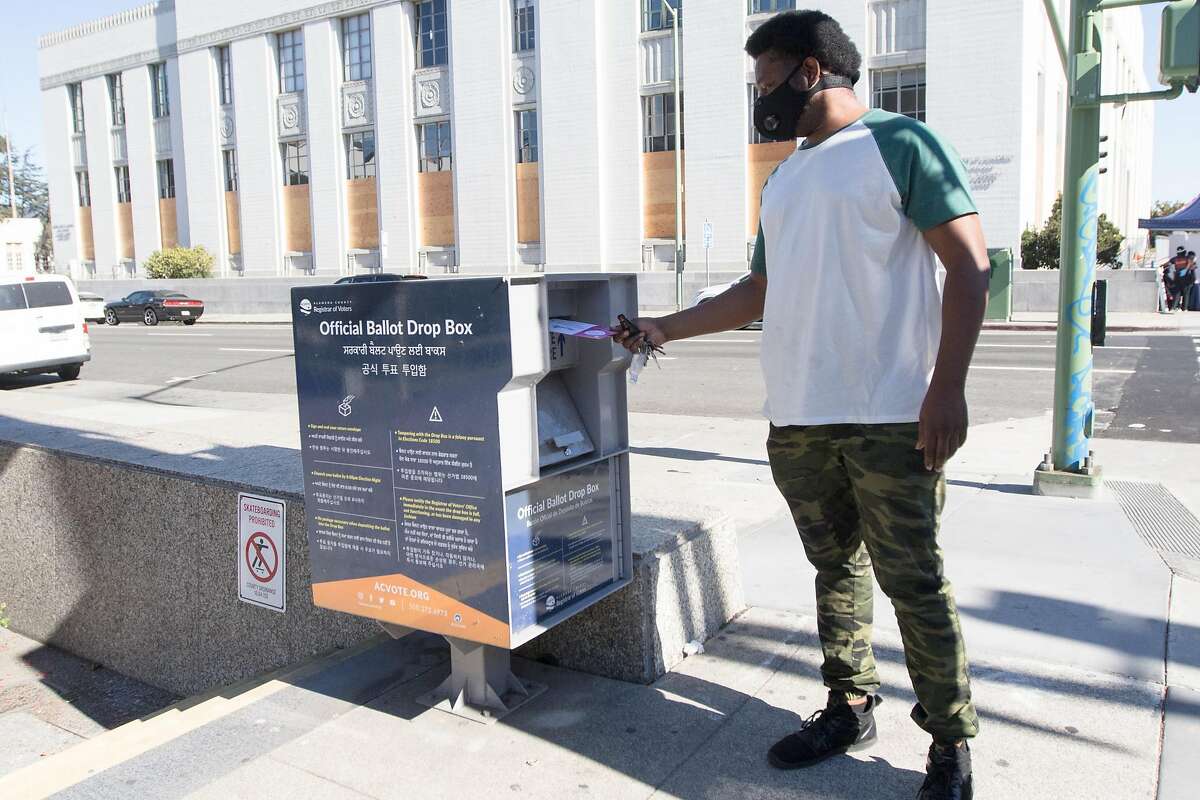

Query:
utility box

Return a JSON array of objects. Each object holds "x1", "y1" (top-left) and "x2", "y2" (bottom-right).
[
  {"x1": 985, "y1": 248, "x2": 1013, "y2": 322},
  {"x1": 290, "y1": 275, "x2": 635, "y2": 652},
  {"x1": 1160, "y1": 0, "x2": 1199, "y2": 91}
]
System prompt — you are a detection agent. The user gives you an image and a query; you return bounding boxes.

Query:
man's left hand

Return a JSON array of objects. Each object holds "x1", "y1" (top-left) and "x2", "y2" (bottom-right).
[{"x1": 916, "y1": 383, "x2": 968, "y2": 472}]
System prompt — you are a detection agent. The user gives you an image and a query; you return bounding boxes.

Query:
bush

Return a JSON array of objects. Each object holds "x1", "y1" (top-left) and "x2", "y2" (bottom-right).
[
  {"x1": 144, "y1": 245, "x2": 214, "y2": 279},
  {"x1": 1021, "y1": 194, "x2": 1125, "y2": 270},
  {"x1": 0, "y1": 602, "x2": 9, "y2": 629}
]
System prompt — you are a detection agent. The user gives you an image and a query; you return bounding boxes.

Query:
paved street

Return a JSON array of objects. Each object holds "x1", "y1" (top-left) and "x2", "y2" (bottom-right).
[{"x1": 6, "y1": 321, "x2": 1197, "y2": 444}]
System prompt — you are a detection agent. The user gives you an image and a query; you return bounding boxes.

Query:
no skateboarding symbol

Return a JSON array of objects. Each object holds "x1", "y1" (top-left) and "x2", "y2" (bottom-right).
[
  {"x1": 238, "y1": 493, "x2": 286, "y2": 612},
  {"x1": 245, "y1": 532, "x2": 279, "y2": 583}
]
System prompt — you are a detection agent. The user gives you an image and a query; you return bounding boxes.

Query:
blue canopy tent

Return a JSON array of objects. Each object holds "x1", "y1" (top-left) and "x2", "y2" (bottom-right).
[{"x1": 1139, "y1": 194, "x2": 1200, "y2": 232}]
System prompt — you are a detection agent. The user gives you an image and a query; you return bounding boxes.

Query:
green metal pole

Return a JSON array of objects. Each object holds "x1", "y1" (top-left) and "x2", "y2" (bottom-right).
[
  {"x1": 1040, "y1": 0, "x2": 1070, "y2": 75},
  {"x1": 1051, "y1": 0, "x2": 1103, "y2": 473}
]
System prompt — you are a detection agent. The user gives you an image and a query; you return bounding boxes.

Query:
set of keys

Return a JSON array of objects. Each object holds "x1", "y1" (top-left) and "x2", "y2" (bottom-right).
[{"x1": 616, "y1": 314, "x2": 665, "y2": 383}]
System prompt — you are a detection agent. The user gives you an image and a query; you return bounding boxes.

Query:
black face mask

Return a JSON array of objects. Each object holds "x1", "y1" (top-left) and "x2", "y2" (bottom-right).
[{"x1": 753, "y1": 64, "x2": 855, "y2": 142}]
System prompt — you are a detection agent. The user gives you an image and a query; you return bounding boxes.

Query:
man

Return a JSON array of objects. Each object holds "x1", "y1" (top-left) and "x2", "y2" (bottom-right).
[
  {"x1": 1167, "y1": 246, "x2": 1189, "y2": 311},
  {"x1": 615, "y1": 11, "x2": 987, "y2": 800},
  {"x1": 1178, "y1": 251, "x2": 1196, "y2": 311},
  {"x1": 1162, "y1": 252, "x2": 1179, "y2": 312}
]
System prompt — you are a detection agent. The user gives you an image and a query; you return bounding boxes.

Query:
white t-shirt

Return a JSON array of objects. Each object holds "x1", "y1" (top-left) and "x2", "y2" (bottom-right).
[{"x1": 751, "y1": 109, "x2": 977, "y2": 426}]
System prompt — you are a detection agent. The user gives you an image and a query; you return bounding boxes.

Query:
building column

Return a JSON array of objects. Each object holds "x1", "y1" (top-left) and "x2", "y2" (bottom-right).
[
  {"x1": 40, "y1": 86, "x2": 83, "y2": 276},
  {"x1": 81, "y1": 76, "x2": 119, "y2": 277},
  {"x1": 449, "y1": 0, "x2": 517, "y2": 273},
  {"x1": 539, "y1": 0, "x2": 604, "y2": 271},
  {"x1": 165, "y1": 58, "x2": 191, "y2": 247},
  {"x1": 682, "y1": 1, "x2": 748, "y2": 272},
  {"x1": 304, "y1": 18, "x2": 347, "y2": 277},
  {"x1": 373, "y1": 3, "x2": 418, "y2": 273},
  {"x1": 595, "y1": 0, "x2": 643, "y2": 271},
  {"x1": 231, "y1": 35, "x2": 284, "y2": 276},
  {"x1": 177, "y1": 48, "x2": 228, "y2": 272},
  {"x1": 121, "y1": 64, "x2": 162, "y2": 269}
]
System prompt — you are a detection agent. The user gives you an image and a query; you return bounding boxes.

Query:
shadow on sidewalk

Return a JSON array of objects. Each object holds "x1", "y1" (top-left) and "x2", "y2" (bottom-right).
[
  {"x1": 957, "y1": 589, "x2": 1198, "y2": 671},
  {"x1": 5, "y1": 636, "x2": 179, "y2": 733},
  {"x1": 662, "y1": 614, "x2": 1158, "y2": 753},
  {"x1": 947, "y1": 478, "x2": 1032, "y2": 495},
  {"x1": 631, "y1": 445, "x2": 770, "y2": 467}
]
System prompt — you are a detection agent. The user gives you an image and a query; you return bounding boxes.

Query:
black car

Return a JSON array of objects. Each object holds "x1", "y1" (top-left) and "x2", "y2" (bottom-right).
[
  {"x1": 104, "y1": 290, "x2": 205, "y2": 326},
  {"x1": 334, "y1": 273, "x2": 428, "y2": 284}
]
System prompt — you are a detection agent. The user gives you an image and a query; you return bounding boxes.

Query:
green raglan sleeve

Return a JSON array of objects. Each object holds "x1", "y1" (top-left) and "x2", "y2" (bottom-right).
[
  {"x1": 750, "y1": 224, "x2": 767, "y2": 277},
  {"x1": 863, "y1": 111, "x2": 977, "y2": 231}
]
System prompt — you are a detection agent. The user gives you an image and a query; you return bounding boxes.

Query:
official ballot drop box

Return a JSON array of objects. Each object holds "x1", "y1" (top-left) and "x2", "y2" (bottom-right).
[{"x1": 291, "y1": 274, "x2": 635, "y2": 650}]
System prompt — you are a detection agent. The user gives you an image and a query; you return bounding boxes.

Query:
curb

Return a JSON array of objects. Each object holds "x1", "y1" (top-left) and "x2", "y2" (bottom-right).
[{"x1": 981, "y1": 324, "x2": 1175, "y2": 332}]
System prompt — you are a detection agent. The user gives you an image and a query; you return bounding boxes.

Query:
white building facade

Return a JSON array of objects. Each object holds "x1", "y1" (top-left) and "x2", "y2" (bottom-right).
[
  {"x1": 1, "y1": 218, "x2": 45, "y2": 276},
  {"x1": 37, "y1": 0, "x2": 1156, "y2": 281}
]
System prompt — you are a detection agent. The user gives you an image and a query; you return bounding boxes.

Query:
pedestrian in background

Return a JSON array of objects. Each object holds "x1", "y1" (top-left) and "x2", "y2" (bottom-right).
[
  {"x1": 1161, "y1": 250, "x2": 1181, "y2": 312},
  {"x1": 1178, "y1": 251, "x2": 1197, "y2": 311},
  {"x1": 615, "y1": 11, "x2": 986, "y2": 800}
]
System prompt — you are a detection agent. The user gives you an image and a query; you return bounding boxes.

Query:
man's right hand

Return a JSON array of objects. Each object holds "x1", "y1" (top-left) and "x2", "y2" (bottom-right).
[
  {"x1": 612, "y1": 317, "x2": 670, "y2": 353},
  {"x1": 611, "y1": 272, "x2": 766, "y2": 351}
]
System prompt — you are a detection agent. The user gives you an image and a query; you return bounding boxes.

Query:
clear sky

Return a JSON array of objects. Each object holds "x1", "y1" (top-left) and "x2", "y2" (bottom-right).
[{"x1": 2, "y1": 1, "x2": 1197, "y2": 205}]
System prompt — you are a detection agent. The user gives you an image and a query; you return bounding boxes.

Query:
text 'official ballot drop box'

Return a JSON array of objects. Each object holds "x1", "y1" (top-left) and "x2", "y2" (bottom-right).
[{"x1": 291, "y1": 274, "x2": 635, "y2": 719}]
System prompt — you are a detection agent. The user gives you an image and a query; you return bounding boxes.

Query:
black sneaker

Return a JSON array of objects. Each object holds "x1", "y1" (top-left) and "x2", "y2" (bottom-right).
[
  {"x1": 917, "y1": 740, "x2": 973, "y2": 800},
  {"x1": 767, "y1": 693, "x2": 881, "y2": 769}
]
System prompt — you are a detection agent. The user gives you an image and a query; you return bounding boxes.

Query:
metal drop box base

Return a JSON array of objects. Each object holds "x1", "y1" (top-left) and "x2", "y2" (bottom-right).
[{"x1": 416, "y1": 637, "x2": 548, "y2": 724}]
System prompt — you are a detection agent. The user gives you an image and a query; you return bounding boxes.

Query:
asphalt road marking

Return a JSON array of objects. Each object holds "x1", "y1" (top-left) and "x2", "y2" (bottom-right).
[
  {"x1": 672, "y1": 339, "x2": 759, "y2": 344},
  {"x1": 968, "y1": 365, "x2": 1136, "y2": 374},
  {"x1": 165, "y1": 372, "x2": 218, "y2": 384},
  {"x1": 219, "y1": 348, "x2": 295, "y2": 354}
]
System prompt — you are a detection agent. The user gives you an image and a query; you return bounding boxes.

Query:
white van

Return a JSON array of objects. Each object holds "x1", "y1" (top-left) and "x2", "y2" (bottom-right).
[{"x1": 0, "y1": 274, "x2": 91, "y2": 381}]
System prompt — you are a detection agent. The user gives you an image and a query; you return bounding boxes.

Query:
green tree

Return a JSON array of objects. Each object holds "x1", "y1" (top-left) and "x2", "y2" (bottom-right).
[
  {"x1": 1151, "y1": 199, "x2": 1186, "y2": 218},
  {"x1": 0, "y1": 135, "x2": 53, "y2": 270},
  {"x1": 144, "y1": 245, "x2": 215, "y2": 279},
  {"x1": 1020, "y1": 194, "x2": 1125, "y2": 269}
]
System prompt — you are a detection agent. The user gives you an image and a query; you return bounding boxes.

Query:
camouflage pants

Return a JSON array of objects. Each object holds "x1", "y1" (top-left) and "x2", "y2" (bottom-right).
[{"x1": 767, "y1": 422, "x2": 979, "y2": 741}]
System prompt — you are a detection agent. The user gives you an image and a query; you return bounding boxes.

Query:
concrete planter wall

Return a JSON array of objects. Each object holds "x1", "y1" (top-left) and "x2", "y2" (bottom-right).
[
  {"x1": 0, "y1": 438, "x2": 743, "y2": 696},
  {"x1": 1013, "y1": 268, "x2": 1159, "y2": 313}
]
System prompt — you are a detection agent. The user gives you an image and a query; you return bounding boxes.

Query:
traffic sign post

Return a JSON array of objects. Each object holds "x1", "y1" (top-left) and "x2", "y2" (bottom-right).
[
  {"x1": 1035, "y1": 0, "x2": 1196, "y2": 498},
  {"x1": 291, "y1": 275, "x2": 636, "y2": 721},
  {"x1": 703, "y1": 220, "x2": 713, "y2": 288}
]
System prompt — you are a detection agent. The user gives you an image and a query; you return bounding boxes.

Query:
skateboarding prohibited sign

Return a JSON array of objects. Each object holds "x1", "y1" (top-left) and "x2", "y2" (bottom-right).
[{"x1": 238, "y1": 493, "x2": 287, "y2": 612}]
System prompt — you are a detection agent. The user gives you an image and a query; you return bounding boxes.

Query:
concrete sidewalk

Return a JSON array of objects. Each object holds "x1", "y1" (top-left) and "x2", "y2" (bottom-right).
[
  {"x1": 0, "y1": 603, "x2": 1168, "y2": 800},
  {"x1": 1, "y1": 385, "x2": 1199, "y2": 797}
]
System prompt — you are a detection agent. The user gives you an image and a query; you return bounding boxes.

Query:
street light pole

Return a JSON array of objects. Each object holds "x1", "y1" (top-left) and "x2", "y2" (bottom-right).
[
  {"x1": 666, "y1": 0, "x2": 684, "y2": 311},
  {"x1": 1035, "y1": 0, "x2": 1196, "y2": 498},
  {"x1": 1047, "y1": 0, "x2": 1103, "y2": 480},
  {"x1": 3, "y1": 114, "x2": 15, "y2": 220}
]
